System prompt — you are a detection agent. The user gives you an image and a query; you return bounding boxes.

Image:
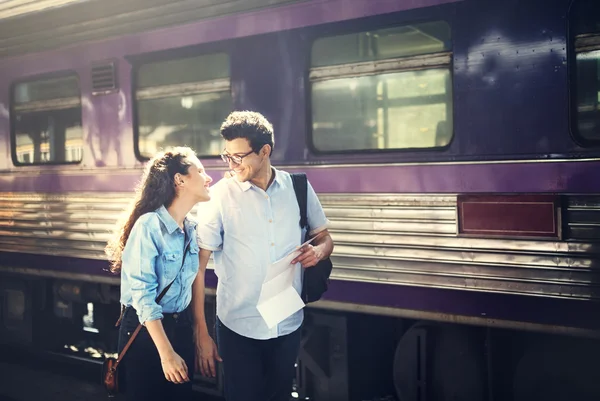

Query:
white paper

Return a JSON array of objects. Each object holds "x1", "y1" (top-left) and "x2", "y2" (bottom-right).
[
  {"x1": 257, "y1": 271, "x2": 304, "y2": 328},
  {"x1": 263, "y1": 236, "x2": 317, "y2": 282},
  {"x1": 257, "y1": 237, "x2": 317, "y2": 328}
]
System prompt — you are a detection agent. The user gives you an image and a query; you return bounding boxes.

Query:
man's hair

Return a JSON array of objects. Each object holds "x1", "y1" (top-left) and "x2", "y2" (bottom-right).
[{"x1": 220, "y1": 111, "x2": 274, "y2": 156}]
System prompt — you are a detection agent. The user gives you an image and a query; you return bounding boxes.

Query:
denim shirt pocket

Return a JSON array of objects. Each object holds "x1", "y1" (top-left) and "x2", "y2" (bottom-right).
[
  {"x1": 188, "y1": 243, "x2": 199, "y2": 273},
  {"x1": 162, "y1": 251, "x2": 182, "y2": 282},
  {"x1": 181, "y1": 243, "x2": 200, "y2": 283}
]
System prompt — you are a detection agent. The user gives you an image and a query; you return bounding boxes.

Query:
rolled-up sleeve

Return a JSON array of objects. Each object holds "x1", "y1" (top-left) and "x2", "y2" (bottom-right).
[
  {"x1": 306, "y1": 180, "x2": 330, "y2": 236},
  {"x1": 196, "y1": 196, "x2": 223, "y2": 251},
  {"x1": 121, "y1": 219, "x2": 162, "y2": 324}
]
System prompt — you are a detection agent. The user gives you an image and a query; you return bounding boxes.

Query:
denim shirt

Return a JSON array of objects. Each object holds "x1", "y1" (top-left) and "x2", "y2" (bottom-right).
[
  {"x1": 196, "y1": 168, "x2": 329, "y2": 340},
  {"x1": 120, "y1": 205, "x2": 199, "y2": 325}
]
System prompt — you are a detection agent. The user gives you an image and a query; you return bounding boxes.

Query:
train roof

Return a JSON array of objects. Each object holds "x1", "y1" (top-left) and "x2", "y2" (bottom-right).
[{"x1": 0, "y1": 0, "x2": 301, "y2": 59}]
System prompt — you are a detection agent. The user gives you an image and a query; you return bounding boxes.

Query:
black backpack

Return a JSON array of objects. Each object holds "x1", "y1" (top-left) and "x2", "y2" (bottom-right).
[{"x1": 290, "y1": 173, "x2": 333, "y2": 303}]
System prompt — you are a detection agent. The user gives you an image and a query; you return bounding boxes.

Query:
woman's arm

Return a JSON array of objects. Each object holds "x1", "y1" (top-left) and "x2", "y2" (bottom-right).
[
  {"x1": 146, "y1": 319, "x2": 189, "y2": 383},
  {"x1": 123, "y1": 216, "x2": 189, "y2": 383}
]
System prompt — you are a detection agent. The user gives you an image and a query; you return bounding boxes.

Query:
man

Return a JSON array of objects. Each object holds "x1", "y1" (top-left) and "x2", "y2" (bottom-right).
[{"x1": 192, "y1": 111, "x2": 334, "y2": 401}]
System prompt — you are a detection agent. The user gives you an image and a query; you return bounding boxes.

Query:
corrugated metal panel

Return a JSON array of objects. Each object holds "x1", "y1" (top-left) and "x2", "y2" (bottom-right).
[
  {"x1": 0, "y1": 0, "x2": 87, "y2": 20},
  {"x1": 565, "y1": 196, "x2": 600, "y2": 240},
  {"x1": 0, "y1": 0, "x2": 305, "y2": 58},
  {"x1": 1, "y1": 192, "x2": 599, "y2": 300},
  {"x1": 324, "y1": 194, "x2": 600, "y2": 300},
  {"x1": 0, "y1": 193, "x2": 129, "y2": 260}
]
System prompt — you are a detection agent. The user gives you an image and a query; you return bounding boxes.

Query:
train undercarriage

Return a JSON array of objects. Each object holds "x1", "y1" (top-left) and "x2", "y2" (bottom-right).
[{"x1": 2, "y1": 271, "x2": 599, "y2": 401}]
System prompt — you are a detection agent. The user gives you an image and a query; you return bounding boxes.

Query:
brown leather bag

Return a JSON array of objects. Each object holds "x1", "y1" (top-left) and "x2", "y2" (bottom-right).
[
  {"x1": 102, "y1": 355, "x2": 119, "y2": 396},
  {"x1": 102, "y1": 323, "x2": 142, "y2": 397},
  {"x1": 102, "y1": 239, "x2": 191, "y2": 397}
]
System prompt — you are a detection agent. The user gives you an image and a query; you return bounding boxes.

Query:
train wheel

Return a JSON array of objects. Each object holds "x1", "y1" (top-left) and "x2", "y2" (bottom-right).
[{"x1": 393, "y1": 322, "x2": 486, "y2": 401}]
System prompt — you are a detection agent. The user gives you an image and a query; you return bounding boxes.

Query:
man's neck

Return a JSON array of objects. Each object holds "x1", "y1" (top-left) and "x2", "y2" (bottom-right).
[{"x1": 250, "y1": 165, "x2": 274, "y2": 191}]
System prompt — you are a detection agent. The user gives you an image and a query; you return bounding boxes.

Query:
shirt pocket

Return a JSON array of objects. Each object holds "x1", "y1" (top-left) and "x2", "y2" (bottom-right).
[
  {"x1": 179, "y1": 243, "x2": 200, "y2": 285},
  {"x1": 162, "y1": 251, "x2": 182, "y2": 282},
  {"x1": 188, "y1": 243, "x2": 200, "y2": 273}
]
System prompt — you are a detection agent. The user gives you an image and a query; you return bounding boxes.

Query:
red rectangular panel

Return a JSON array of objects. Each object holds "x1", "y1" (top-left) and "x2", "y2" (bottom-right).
[{"x1": 457, "y1": 195, "x2": 560, "y2": 238}]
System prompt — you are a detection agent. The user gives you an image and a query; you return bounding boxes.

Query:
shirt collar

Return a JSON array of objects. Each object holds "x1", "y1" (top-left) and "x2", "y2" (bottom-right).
[
  {"x1": 237, "y1": 180, "x2": 252, "y2": 192},
  {"x1": 156, "y1": 205, "x2": 197, "y2": 234},
  {"x1": 184, "y1": 214, "x2": 198, "y2": 232},
  {"x1": 235, "y1": 167, "x2": 281, "y2": 192},
  {"x1": 271, "y1": 167, "x2": 282, "y2": 188}
]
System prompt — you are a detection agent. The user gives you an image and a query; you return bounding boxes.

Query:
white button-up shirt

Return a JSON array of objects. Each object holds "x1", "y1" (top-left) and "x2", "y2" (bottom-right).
[{"x1": 196, "y1": 168, "x2": 329, "y2": 340}]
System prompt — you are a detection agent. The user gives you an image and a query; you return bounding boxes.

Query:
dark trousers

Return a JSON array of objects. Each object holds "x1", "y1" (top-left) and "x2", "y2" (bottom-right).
[
  {"x1": 118, "y1": 307, "x2": 195, "y2": 401},
  {"x1": 216, "y1": 317, "x2": 302, "y2": 401}
]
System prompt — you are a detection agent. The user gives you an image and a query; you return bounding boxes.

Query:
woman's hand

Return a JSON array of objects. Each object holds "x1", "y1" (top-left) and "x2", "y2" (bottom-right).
[
  {"x1": 160, "y1": 350, "x2": 190, "y2": 384},
  {"x1": 195, "y1": 332, "x2": 222, "y2": 377}
]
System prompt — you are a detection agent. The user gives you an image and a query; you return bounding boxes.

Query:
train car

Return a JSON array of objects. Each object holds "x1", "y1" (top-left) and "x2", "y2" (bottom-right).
[{"x1": 1, "y1": 0, "x2": 600, "y2": 399}]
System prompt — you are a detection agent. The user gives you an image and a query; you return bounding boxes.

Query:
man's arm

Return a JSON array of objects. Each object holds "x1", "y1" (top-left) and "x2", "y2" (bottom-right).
[
  {"x1": 192, "y1": 248, "x2": 221, "y2": 377},
  {"x1": 192, "y1": 249, "x2": 212, "y2": 337},
  {"x1": 313, "y1": 229, "x2": 334, "y2": 259},
  {"x1": 292, "y1": 229, "x2": 333, "y2": 268},
  {"x1": 292, "y1": 178, "x2": 334, "y2": 267}
]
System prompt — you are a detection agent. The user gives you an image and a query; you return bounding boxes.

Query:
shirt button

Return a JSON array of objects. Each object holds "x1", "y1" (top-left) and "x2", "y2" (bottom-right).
[
  {"x1": 265, "y1": 195, "x2": 269, "y2": 199},
  {"x1": 269, "y1": 219, "x2": 272, "y2": 223},
  {"x1": 271, "y1": 243, "x2": 275, "y2": 246}
]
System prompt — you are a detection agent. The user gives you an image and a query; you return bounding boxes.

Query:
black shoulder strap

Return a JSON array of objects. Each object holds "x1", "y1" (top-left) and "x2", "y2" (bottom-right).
[{"x1": 291, "y1": 173, "x2": 308, "y2": 229}]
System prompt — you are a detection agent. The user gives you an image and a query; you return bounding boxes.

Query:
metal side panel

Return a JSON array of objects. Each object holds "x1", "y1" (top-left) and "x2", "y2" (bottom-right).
[{"x1": 1, "y1": 192, "x2": 600, "y2": 301}]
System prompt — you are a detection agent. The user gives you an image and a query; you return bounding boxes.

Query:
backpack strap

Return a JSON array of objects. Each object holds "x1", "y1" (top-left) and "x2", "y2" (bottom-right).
[{"x1": 290, "y1": 173, "x2": 308, "y2": 230}]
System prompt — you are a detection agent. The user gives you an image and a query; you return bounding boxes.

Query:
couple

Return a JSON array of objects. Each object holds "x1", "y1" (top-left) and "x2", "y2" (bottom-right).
[{"x1": 105, "y1": 111, "x2": 334, "y2": 401}]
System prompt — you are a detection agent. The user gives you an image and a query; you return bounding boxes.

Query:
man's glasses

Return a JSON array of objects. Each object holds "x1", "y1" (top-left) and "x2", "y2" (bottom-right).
[{"x1": 220, "y1": 150, "x2": 254, "y2": 165}]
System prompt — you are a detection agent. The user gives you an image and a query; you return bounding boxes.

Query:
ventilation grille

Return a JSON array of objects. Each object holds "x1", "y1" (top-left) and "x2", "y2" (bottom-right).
[
  {"x1": 564, "y1": 196, "x2": 600, "y2": 241},
  {"x1": 91, "y1": 61, "x2": 117, "y2": 95}
]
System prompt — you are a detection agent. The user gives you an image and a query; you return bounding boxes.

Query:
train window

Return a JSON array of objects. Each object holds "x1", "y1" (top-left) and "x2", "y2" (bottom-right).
[
  {"x1": 136, "y1": 53, "x2": 232, "y2": 158},
  {"x1": 573, "y1": 0, "x2": 600, "y2": 143},
  {"x1": 11, "y1": 74, "x2": 83, "y2": 165},
  {"x1": 310, "y1": 21, "x2": 453, "y2": 152}
]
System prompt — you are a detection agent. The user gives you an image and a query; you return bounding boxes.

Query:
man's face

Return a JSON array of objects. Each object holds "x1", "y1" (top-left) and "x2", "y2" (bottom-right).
[{"x1": 222, "y1": 138, "x2": 266, "y2": 183}]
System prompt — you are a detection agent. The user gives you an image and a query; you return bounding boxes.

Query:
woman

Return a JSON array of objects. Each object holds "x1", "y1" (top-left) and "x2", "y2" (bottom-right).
[{"x1": 105, "y1": 147, "x2": 212, "y2": 401}]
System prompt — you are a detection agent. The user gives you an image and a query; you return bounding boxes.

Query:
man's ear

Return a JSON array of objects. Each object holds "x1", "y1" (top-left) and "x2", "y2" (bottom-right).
[{"x1": 261, "y1": 144, "x2": 271, "y2": 157}]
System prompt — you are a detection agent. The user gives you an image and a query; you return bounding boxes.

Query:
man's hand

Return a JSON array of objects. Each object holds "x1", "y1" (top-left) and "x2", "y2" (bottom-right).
[
  {"x1": 292, "y1": 230, "x2": 332, "y2": 268},
  {"x1": 292, "y1": 244, "x2": 323, "y2": 268},
  {"x1": 195, "y1": 332, "x2": 222, "y2": 378}
]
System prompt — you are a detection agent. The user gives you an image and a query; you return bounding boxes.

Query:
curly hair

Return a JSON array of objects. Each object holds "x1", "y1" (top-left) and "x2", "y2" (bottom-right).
[
  {"x1": 220, "y1": 111, "x2": 274, "y2": 155},
  {"x1": 105, "y1": 147, "x2": 197, "y2": 273}
]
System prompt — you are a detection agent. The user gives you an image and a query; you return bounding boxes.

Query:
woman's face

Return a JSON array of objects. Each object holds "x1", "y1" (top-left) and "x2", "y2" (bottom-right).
[{"x1": 181, "y1": 157, "x2": 212, "y2": 202}]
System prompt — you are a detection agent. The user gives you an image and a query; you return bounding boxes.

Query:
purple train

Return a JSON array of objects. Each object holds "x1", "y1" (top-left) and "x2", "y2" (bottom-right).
[{"x1": 1, "y1": 0, "x2": 599, "y2": 399}]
